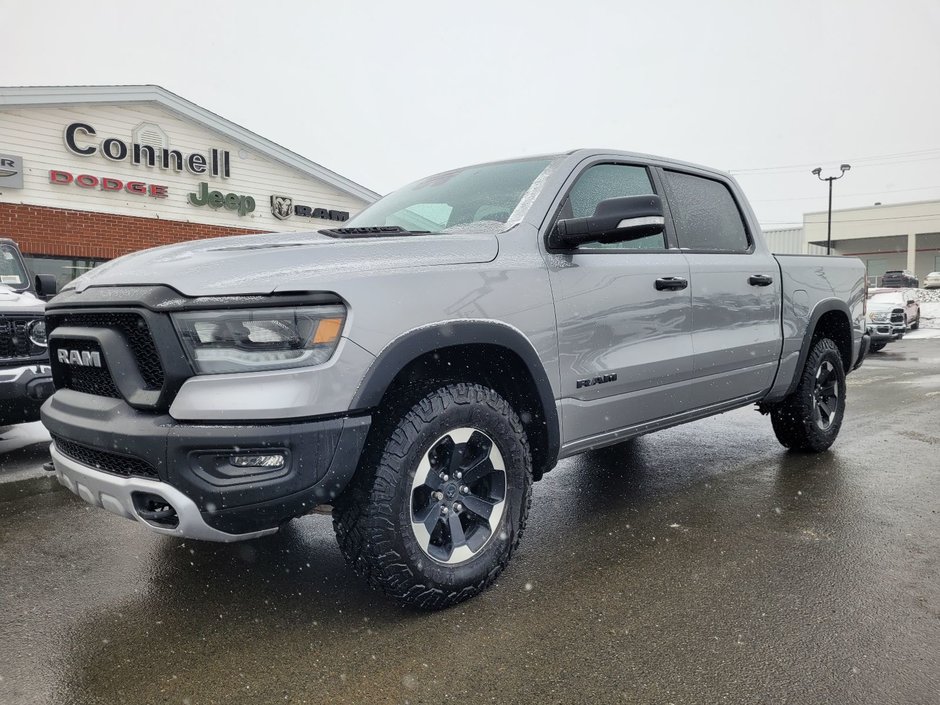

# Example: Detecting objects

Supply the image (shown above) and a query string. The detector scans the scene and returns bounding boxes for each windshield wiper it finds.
[319,226,434,239]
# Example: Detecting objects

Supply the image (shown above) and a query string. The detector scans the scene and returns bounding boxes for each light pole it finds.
[812,164,851,255]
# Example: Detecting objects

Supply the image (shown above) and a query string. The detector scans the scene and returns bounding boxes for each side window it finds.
[664,171,750,252]
[564,164,665,250]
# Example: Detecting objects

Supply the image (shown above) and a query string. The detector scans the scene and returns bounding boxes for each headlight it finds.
[171,305,346,374]
[28,319,47,347]
[869,312,889,322]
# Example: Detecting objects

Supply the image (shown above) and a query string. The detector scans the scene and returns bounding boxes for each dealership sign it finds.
[188,182,255,216]
[64,122,232,178]
[270,195,349,222]
[49,169,168,198]
[0,154,24,189]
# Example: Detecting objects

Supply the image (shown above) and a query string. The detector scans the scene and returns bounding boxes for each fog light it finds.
[230,453,286,469]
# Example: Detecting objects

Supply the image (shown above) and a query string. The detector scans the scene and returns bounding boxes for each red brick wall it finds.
[0,202,269,260]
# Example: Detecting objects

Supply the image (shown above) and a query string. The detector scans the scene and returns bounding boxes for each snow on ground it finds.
[917,301,940,330]
[909,289,940,329]
[905,326,940,340]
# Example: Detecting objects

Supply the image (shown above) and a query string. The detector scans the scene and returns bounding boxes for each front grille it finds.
[52,340,121,398]
[46,312,164,389]
[0,314,46,362]
[52,434,159,479]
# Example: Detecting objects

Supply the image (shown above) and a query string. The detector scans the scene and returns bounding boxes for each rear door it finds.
[660,169,782,405]
[542,160,695,450]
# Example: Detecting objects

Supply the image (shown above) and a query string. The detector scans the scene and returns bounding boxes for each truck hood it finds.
[0,285,44,313]
[867,302,904,313]
[69,230,499,297]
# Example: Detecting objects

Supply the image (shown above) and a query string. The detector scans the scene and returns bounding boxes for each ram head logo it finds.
[270,195,293,220]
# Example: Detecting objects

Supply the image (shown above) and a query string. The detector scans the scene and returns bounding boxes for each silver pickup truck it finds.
[41,149,868,608]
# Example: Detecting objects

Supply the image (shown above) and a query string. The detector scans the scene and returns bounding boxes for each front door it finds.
[660,168,782,405]
[543,161,695,452]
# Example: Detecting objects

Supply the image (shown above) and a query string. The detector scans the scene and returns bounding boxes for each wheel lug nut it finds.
[441,506,449,515]
[460,485,469,494]
[454,503,463,513]
[442,474,449,482]
[433,491,443,500]
[455,472,462,479]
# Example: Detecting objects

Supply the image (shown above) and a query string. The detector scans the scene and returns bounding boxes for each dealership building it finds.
[804,201,940,285]
[766,200,940,286]
[0,85,378,287]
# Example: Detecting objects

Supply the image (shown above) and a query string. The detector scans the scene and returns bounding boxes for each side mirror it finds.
[549,195,665,249]
[35,273,58,299]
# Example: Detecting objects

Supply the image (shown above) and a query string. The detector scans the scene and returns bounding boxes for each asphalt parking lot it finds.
[1,339,938,705]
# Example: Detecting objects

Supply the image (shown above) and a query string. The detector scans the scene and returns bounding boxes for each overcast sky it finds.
[6,0,940,227]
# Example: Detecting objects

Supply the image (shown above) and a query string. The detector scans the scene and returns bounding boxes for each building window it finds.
[24,254,107,289]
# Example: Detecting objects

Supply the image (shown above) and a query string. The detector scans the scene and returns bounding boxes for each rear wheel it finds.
[333,383,532,609]
[770,337,846,452]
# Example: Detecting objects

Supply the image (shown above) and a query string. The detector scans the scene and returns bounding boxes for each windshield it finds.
[0,243,29,290]
[344,156,558,234]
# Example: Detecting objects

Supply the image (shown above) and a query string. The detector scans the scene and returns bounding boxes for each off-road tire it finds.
[333,383,532,609]
[911,315,919,330]
[869,340,887,353]
[770,337,846,452]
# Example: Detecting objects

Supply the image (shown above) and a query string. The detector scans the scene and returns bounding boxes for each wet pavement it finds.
[1,340,938,705]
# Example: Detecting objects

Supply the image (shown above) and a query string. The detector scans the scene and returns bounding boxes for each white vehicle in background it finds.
[866,288,920,352]
[923,271,940,290]
[0,238,58,425]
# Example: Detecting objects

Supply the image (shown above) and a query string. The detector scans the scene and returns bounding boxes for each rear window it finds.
[664,171,750,252]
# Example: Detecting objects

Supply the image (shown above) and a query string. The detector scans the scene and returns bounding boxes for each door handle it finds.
[748,274,773,287]
[654,276,689,291]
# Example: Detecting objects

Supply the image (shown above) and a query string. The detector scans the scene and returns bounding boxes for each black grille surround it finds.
[0,314,48,364]
[52,434,159,479]
[46,312,164,389]
[52,339,121,399]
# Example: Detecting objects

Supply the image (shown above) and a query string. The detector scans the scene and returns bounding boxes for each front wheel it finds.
[333,383,532,609]
[911,315,919,330]
[770,337,846,452]
[869,340,887,353]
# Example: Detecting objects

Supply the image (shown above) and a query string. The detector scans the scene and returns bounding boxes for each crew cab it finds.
[0,238,57,426]
[41,150,868,608]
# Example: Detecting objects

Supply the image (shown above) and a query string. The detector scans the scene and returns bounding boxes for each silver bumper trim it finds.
[0,364,51,383]
[50,444,279,543]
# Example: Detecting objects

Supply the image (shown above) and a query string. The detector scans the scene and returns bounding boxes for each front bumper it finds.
[50,445,279,542]
[867,324,904,342]
[42,390,370,540]
[0,363,54,425]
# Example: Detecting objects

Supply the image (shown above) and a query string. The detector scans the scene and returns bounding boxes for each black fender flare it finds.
[350,320,560,474]
[784,298,853,397]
